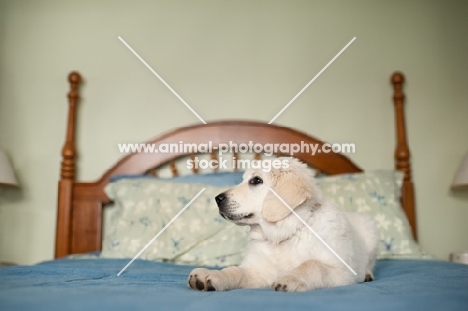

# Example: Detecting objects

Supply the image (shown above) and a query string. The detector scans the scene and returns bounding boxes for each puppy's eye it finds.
[249,176,263,185]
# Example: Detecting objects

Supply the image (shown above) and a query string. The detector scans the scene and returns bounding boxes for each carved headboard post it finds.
[55,72,82,258]
[391,72,417,240]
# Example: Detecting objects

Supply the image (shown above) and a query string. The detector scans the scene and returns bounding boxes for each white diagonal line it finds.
[118,36,207,124]
[268,37,356,124]
[268,188,357,275]
[117,188,206,276]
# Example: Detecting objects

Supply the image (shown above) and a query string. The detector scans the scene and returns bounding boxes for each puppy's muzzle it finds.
[215,192,253,222]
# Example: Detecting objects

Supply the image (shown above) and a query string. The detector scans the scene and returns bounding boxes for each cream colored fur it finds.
[188,157,378,292]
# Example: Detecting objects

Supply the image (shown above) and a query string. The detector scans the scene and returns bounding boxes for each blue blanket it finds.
[1,259,467,310]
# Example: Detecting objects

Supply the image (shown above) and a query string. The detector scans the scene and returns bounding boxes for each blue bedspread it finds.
[1,258,467,311]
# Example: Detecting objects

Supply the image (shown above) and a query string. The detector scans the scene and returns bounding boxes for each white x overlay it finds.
[116,35,357,276]
[117,188,206,276]
[268,188,357,275]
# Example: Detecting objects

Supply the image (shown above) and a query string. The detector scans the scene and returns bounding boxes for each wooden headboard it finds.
[55,72,416,258]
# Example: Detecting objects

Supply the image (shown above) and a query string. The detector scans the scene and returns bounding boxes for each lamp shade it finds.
[452,152,468,190]
[0,148,19,187]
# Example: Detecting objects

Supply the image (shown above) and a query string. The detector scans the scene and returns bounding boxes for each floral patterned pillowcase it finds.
[316,170,427,259]
[101,170,426,266]
[100,179,249,267]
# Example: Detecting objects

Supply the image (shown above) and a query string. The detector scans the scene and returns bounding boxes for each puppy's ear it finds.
[262,170,312,223]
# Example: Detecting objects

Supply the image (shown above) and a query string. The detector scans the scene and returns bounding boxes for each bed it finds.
[1,72,467,310]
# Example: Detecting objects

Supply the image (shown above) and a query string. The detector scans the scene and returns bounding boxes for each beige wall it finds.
[0,0,467,265]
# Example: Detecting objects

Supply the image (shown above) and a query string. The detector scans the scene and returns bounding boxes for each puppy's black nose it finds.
[215,193,226,206]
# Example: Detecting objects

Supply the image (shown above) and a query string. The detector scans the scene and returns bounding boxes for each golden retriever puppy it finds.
[188,157,378,292]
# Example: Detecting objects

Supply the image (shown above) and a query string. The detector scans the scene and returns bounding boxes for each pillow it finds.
[109,171,244,187]
[316,170,427,259]
[101,178,249,267]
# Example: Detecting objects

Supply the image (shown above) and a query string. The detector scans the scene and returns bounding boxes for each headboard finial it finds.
[391,72,405,85]
[68,71,82,84]
[391,71,410,176]
[60,72,82,180]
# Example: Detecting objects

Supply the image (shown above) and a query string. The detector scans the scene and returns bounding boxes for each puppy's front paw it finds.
[187,268,220,291]
[365,271,375,282]
[272,275,308,292]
